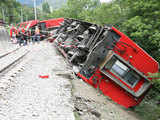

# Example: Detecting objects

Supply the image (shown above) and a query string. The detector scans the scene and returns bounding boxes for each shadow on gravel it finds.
[73,96,101,120]
[56,73,73,80]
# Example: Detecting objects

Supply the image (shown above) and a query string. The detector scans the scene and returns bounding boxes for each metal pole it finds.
[21,8,23,22]
[26,15,28,21]
[2,8,5,22]
[34,0,37,20]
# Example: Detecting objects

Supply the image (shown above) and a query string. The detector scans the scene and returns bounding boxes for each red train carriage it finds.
[10,25,17,38]
[10,20,39,37]
[40,18,64,30]
[10,18,64,40]
[55,18,159,108]
[39,18,64,41]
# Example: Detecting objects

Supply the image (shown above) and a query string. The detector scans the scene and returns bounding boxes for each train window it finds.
[110,30,121,42]
[123,71,140,87]
[40,22,46,31]
[111,60,129,77]
[105,56,140,88]
[102,30,121,50]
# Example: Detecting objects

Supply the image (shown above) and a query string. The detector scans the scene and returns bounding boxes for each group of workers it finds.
[11,25,41,46]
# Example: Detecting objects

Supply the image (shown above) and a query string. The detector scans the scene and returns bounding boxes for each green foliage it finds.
[134,101,160,120]
[90,2,124,26]
[0,0,36,24]
[45,0,67,9]
[119,0,160,62]
[47,7,69,19]
[47,0,100,20]
[135,72,160,120]
[149,73,160,92]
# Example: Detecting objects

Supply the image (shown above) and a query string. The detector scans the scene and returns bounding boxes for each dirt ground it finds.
[69,71,141,120]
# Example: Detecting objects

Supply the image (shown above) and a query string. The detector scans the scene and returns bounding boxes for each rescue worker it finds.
[10,25,17,43]
[23,31,28,46]
[33,26,40,43]
[28,29,32,43]
[18,31,24,46]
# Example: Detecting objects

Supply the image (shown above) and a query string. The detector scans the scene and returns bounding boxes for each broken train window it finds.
[105,56,141,88]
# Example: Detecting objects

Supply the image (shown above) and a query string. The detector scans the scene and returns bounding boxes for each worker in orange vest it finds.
[33,26,40,43]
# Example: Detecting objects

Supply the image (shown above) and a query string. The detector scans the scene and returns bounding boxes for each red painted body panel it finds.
[11,20,39,36]
[26,20,39,29]
[18,20,39,33]
[77,69,145,108]
[112,27,159,74]
[10,26,17,37]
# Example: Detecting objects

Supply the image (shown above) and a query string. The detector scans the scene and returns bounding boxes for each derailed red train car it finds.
[10,18,64,41]
[40,18,64,30]
[55,18,159,108]
[39,18,64,41]
[10,20,39,37]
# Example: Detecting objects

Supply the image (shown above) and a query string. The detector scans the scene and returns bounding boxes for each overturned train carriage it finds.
[55,18,159,108]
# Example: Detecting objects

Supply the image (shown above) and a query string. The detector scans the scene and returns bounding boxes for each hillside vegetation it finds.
[16,0,66,9]
[46,0,67,9]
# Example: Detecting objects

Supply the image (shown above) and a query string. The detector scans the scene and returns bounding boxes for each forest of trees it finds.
[0,0,22,23]
[0,0,160,119]
[0,0,37,23]
[0,0,51,24]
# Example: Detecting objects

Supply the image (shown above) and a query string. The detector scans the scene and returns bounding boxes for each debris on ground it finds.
[39,75,49,79]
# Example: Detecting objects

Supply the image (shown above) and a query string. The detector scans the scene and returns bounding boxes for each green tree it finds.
[118,0,160,62]
[0,0,36,24]
[0,0,23,24]
[89,2,123,25]
[47,0,99,19]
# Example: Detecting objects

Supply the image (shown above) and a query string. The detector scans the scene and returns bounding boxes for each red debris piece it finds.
[39,75,49,79]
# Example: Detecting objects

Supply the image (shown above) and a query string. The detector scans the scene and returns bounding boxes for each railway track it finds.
[0,26,29,76]
[0,47,30,77]
[0,47,20,59]
[0,46,30,102]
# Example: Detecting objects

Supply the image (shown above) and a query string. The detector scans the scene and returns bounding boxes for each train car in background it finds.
[39,18,64,31]
[55,18,159,108]
[39,18,64,41]
[10,20,39,37]
[17,20,39,34]
[10,18,64,42]
[10,25,17,38]
[25,20,39,31]
[10,20,39,44]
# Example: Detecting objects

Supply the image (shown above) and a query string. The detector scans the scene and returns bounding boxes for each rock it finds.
[90,110,101,118]
[78,111,84,116]
[32,113,39,117]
